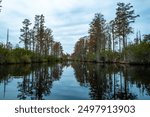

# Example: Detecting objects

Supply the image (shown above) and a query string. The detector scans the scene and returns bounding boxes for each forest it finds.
[72,2,150,64]
[0,0,64,64]
[0,16,64,64]
[0,1,150,65]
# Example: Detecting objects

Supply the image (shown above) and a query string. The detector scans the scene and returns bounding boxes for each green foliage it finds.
[100,50,120,62]
[20,55,31,63]
[5,56,16,64]
[0,45,60,64]
[125,42,150,64]
[0,44,9,64]
[47,56,61,62]
[86,52,96,61]
[12,48,32,57]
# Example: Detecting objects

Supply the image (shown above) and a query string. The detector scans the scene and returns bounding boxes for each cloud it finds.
[0,0,150,54]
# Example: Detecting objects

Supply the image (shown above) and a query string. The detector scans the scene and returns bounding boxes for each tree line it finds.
[19,15,63,57]
[0,0,64,64]
[72,2,150,64]
[0,1,150,64]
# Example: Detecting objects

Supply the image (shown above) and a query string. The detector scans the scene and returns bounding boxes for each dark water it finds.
[0,62,150,100]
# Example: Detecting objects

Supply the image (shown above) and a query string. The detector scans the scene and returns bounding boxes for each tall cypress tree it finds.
[34,14,45,55]
[115,2,139,50]
[88,13,106,62]
[115,3,139,61]
[44,28,54,56]
[19,19,32,50]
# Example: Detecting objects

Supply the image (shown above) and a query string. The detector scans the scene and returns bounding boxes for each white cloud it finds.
[0,0,150,54]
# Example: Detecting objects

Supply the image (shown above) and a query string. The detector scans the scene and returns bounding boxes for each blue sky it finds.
[0,0,150,54]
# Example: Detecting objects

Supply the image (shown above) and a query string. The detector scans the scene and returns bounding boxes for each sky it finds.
[0,0,150,54]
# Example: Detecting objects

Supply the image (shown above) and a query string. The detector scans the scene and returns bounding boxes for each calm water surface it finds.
[0,62,150,100]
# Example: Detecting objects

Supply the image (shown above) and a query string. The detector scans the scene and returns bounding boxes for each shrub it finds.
[5,56,16,64]
[20,55,31,63]
[125,42,150,64]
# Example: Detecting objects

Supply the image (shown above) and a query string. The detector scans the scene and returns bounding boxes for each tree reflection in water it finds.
[71,63,150,100]
[16,63,64,100]
[0,62,150,100]
[0,63,63,100]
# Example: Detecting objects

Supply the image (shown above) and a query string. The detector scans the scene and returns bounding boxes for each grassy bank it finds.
[0,47,61,65]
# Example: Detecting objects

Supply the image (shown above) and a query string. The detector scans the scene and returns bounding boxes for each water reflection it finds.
[0,63,64,100]
[72,63,150,100]
[0,62,150,100]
